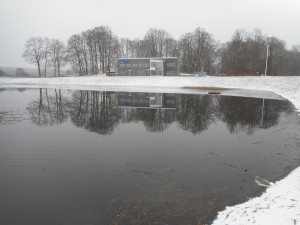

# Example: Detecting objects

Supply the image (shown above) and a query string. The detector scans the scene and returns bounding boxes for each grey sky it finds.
[1,0,300,68]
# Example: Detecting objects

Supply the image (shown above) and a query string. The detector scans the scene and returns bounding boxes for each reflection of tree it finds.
[27,89,49,125]
[52,89,69,123]
[126,108,176,132]
[69,91,121,135]
[218,96,293,135]
[87,92,120,135]
[68,91,89,127]
[26,89,293,136]
[17,88,26,93]
[176,95,215,134]
[26,89,68,125]
[259,98,294,128]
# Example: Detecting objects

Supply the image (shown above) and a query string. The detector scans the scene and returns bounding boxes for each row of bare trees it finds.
[219,29,288,75]
[23,26,300,76]
[67,26,120,75]
[23,37,67,77]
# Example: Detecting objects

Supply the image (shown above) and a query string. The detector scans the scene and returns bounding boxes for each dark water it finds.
[0,88,299,225]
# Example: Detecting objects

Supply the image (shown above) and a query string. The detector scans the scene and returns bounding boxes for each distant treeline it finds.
[0,67,31,77]
[0,67,68,77]
[23,27,300,76]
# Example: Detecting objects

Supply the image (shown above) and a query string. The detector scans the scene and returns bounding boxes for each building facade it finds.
[117,57,179,76]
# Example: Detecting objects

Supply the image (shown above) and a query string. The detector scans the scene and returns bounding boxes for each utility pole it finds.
[264,42,269,76]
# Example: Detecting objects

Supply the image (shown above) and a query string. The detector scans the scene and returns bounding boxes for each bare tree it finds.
[50,39,67,76]
[82,29,99,75]
[284,45,300,75]
[179,32,194,73]
[244,28,267,75]
[267,37,286,75]
[42,38,51,77]
[226,29,248,75]
[193,28,216,73]
[163,36,178,57]
[67,34,87,76]
[23,37,44,77]
[94,26,118,73]
[179,28,216,74]
[143,28,168,57]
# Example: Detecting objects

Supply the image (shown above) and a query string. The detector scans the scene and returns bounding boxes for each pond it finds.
[0,88,299,225]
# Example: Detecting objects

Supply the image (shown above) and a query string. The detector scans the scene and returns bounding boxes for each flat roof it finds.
[118,57,177,60]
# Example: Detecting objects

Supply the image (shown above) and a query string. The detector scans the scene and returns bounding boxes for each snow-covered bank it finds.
[212,166,300,225]
[0,75,299,112]
[0,75,300,224]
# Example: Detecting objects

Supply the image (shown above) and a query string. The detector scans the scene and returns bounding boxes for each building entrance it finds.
[150,60,163,76]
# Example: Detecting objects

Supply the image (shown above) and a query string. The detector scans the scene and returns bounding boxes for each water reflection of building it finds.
[118,92,177,109]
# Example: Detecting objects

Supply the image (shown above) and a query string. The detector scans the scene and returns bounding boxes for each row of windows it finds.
[167,71,176,75]
[119,63,150,68]
[120,63,176,68]
[120,98,149,103]
[167,63,176,68]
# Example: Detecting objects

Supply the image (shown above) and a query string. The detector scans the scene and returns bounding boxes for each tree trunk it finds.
[37,61,41,77]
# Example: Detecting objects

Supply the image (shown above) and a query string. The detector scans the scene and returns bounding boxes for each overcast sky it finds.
[1,0,300,68]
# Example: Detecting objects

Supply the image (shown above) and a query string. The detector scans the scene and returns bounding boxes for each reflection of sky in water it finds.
[0,88,299,225]
[0,89,36,111]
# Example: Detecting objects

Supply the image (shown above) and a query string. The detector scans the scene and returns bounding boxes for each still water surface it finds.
[0,88,299,225]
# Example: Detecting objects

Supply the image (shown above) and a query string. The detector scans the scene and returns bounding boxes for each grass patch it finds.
[183,86,229,91]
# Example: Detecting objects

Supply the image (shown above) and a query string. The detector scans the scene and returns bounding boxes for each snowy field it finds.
[0,74,300,225]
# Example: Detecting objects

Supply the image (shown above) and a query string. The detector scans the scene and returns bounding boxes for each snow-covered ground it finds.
[0,75,299,111]
[0,74,300,225]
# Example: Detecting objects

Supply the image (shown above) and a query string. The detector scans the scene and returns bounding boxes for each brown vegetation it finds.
[183,86,229,91]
